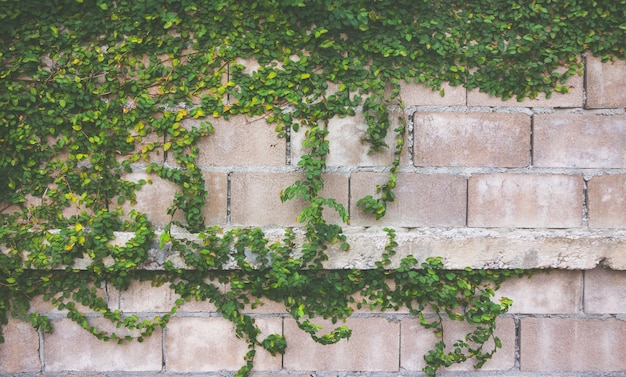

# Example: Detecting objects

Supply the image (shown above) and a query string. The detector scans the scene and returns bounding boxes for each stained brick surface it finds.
[283,317,399,371]
[468,174,583,228]
[0,319,40,373]
[520,318,626,371]
[400,81,466,106]
[534,113,626,168]
[413,112,530,167]
[586,55,626,108]
[350,172,466,227]
[587,174,626,228]
[584,268,626,314]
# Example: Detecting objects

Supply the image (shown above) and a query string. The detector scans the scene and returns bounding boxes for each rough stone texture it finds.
[283,317,399,371]
[586,55,626,109]
[44,318,162,372]
[584,267,626,314]
[534,113,626,168]
[413,112,531,167]
[0,319,41,373]
[350,172,466,227]
[495,270,581,314]
[468,174,584,228]
[520,318,626,371]
[230,172,348,226]
[587,174,626,228]
[192,115,286,166]
[292,109,408,168]
[400,81,466,106]
[165,317,282,372]
[121,171,186,226]
[401,318,515,371]
[467,70,584,108]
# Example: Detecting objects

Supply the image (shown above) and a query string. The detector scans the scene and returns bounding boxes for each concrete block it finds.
[0,319,41,373]
[588,174,626,228]
[586,55,626,109]
[202,171,228,226]
[584,267,626,314]
[350,172,466,227]
[192,115,286,167]
[44,318,162,372]
[413,112,530,167]
[468,174,584,228]
[283,317,399,371]
[401,317,515,371]
[495,270,581,314]
[520,317,626,371]
[121,171,185,226]
[165,317,282,372]
[400,81,466,106]
[534,113,626,168]
[230,172,348,227]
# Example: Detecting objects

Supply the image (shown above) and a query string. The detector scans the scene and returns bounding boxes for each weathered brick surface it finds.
[292,109,408,168]
[192,115,286,166]
[401,318,515,371]
[586,55,626,109]
[0,319,40,373]
[350,172,466,227]
[413,112,530,167]
[122,171,186,226]
[584,267,626,314]
[587,174,626,228]
[520,317,626,371]
[468,174,584,228]
[400,81,466,106]
[534,113,626,168]
[44,318,162,372]
[165,317,282,372]
[283,317,399,371]
[495,270,581,314]
[467,70,584,108]
[230,172,348,226]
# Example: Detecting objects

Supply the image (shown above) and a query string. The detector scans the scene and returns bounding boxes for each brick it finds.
[192,115,286,167]
[401,318,515,372]
[283,317,399,371]
[292,109,408,168]
[400,81,466,106]
[586,55,626,109]
[467,69,583,108]
[165,317,282,372]
[413,112,530,167]
[230,172,348,227]
[350,172,466,227]
[520,317,626,371]
[587,174,626,228]
[495,270,581,314]
[44,318,162,372]
[117,280,178,312]
[584,267,626,314]
[534,113,626,168]
[122,171,185,226]
[0,319,41,373]
[468,174,583,228]
[202,171,228,225]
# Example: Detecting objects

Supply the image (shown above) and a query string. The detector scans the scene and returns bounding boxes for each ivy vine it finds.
[1,0,624,376]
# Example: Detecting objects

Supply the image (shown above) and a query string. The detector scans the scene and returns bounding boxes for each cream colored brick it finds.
[165,317,282,372]
[400,81,466,106]
[584,267,626,314]
[202,171,228,226]
[0,319,40,373]
[413,112,530,167]
[586,55,626,109]
[401,318,515,371]
[283,317,399,371]
[350,172,467,227]
[587,174,626,228]
[520,318,626,371]
[534,114,626,168]
[468,174,584,228]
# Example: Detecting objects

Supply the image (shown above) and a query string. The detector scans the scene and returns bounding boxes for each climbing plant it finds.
[1,0,625,375]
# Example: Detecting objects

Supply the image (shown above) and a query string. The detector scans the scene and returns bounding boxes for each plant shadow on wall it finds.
[0,0,624,375]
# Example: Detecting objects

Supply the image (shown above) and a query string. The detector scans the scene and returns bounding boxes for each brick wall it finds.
[1,54,626,376]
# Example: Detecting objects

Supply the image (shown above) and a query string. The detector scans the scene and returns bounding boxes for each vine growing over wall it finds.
[1,0,624,375]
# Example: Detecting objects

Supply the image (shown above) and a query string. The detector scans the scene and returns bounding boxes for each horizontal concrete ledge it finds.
[105,227,626,271]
